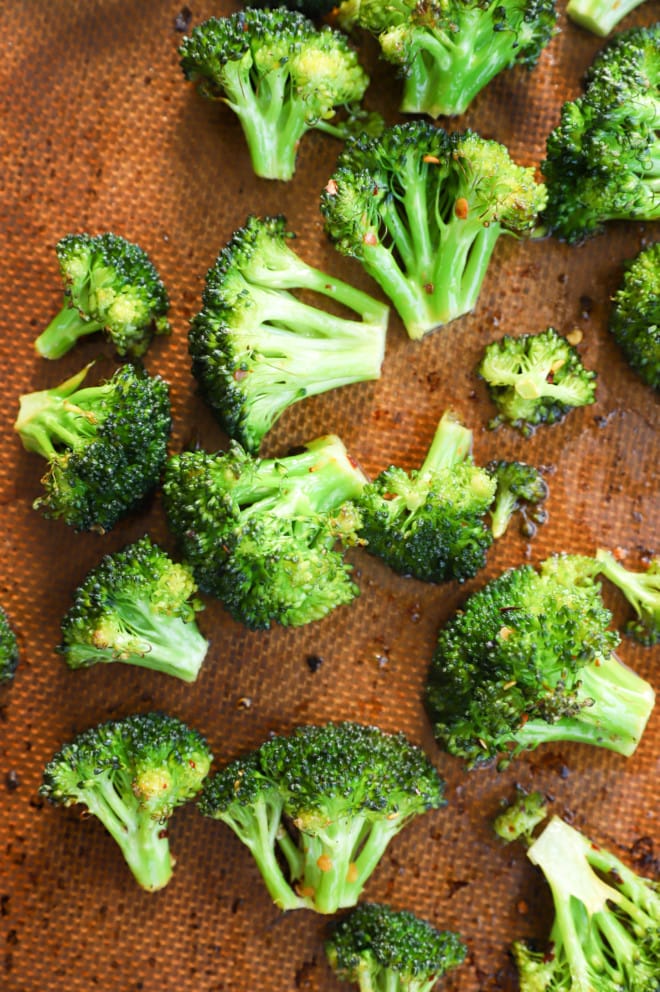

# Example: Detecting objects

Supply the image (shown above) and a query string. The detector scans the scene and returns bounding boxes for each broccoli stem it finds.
[490,492,517,540]
[299,816,371,913]
[14,366,109,459]
[566,0,645,37]
[596,549,659,643]
[420,411,472,476]
[35,305,104,359]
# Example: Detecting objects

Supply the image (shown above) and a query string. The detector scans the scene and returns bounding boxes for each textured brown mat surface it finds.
[0,2,658,990]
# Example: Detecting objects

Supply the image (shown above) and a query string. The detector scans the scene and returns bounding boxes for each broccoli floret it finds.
[60,536,209,681]
[179,9,371,181]
[542,25,660,243]
[199,721,445,913]
[478,328,597,434]
[609,242,660,391]
[163,435,366,628]
[487,461,549,539]
[322,122,547,340]
[326,902,466,992]
[41,712,213,891]
[14,363,171,533]
[337,0,557,118]
[596,549,660,647]
[513,816,660,992]
[566,0,648,37]
[0,607,19,685]
[353,410,496,583]
[425,554,655,768]
[35,233,170,360]
[189,215,389,452]
[493,787,548,844]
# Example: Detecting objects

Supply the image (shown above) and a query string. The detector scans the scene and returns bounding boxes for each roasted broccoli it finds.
[199,721,445,913]
[322,122,547,340]
[487,461,549,539]
[493,787,548,844]
[566,0,648,37]
[326,902,466,992]
[41,712,213,891]
[596,549,660,647]
[425,554,655,768]
[0,607,19,685]
[609,241,660,391]
[60,536,209,681]
[478,327,597,434]
[513,816,660,992]
[542,25,660,243]
[35,233,169,360]
[163,435,366,628]
[189,215,389,452]
[14,363,171,533]
[337,0,557,118]
[179,9,371,181]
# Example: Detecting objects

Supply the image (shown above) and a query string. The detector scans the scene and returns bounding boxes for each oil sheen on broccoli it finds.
[189,215,389,452]
[609,241,660,391]
[199,721,445,913]
[0,607,19,685]
[566,0,648,38]
[41,712,213,891]
[425,555,655,768]
[322,122,547,340]
[60,536,209,681]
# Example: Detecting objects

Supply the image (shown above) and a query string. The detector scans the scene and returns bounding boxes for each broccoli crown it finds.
[322,122,547,339]
[326,902,466,992]
[566,0,647,38]
[542,25,660,243]
[493,787,548,844]
[353,410,497,583]
[478,327,597,434]
[14,363,171,533]
[514,816,660,992]
[41,711,213,890]
[189,215,388,452]
[596,549,660,647]
[338,0,557,117]
[609,241,660,391]
[179,9,369,180]
[60,535,209,682]
[425,555,656,767]
[0,607,19,685]
[486,460,549,539]
[35,232,170,360]
[200,721,445,914]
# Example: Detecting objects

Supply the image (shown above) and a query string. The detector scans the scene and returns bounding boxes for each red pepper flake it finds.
[324,179,338,195]
[424,282,434,295]
[363,231,378,246]
[455,197,469,220]
[233,369,248,381]
[520,713,529,726]
[423,154,440,164]
[382,492,397,501]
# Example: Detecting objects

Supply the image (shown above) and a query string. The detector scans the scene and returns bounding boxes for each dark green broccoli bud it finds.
[478,328,597,435]
[60,536,209,681]
[513,816,660,992]
[189,215,389,452]
[35,233,170,360]
[486,460,549,539]
[41,712,213,891]
[322,122,547,340]
[199,721,445,913]
[596,549,660,647]
[338,0,557,118]
[353,410,496,583]
[0,607,19,685]
[566,0,647,36]
[609,242,660,391]
[179,9,370,181]
[493,787,548,844]
[14,363,171,533]
[425,554,656,768]
[163,435,366,629]
[326,902,466,992]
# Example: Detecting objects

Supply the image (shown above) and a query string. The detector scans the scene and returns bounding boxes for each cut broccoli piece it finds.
[425,554,655,768]
[487,461,549,539]
[179,9,371,180]
[337,0,557,118]
[199,721,445,913]
[566,0,648,38]
[493,787,548,844]
[41,712,213,891]
[14,363,171,533]
[189,215,389,452]
[35,233,170,360]
[322,122,547,340]
[352,410,497,583]
[326,902,466,992]
[478,328,597,435]
[60,535,209,681]
[596,549,660,647]
[0,607,19,685]
[513,816,660,992]
[609,241,660,391]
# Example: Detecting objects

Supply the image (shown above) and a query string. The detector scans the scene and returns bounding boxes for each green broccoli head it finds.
[425,554,656,768]
[322,122,547,339]
[200,721,445,914]
[0,607,19,685]
[41,712,213,891]
[35,233,170,360]
[596,549,660,647]
[14,363,171,533]
[486,461,549,539]
[478,327,597,434]
[609,241,660,391]
[60,535,209,682]
[179,9,370,180]
[326,902,466,992]
[566,0,647,37]
[513,816,660,992]
[493,786,548,844]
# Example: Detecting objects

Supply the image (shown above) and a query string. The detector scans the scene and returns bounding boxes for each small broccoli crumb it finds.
[0,608,19,685]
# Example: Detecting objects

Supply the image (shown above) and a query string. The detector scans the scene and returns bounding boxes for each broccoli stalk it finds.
[566,0,647,37]
[596,549,660,647]
[0,607,19,685]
